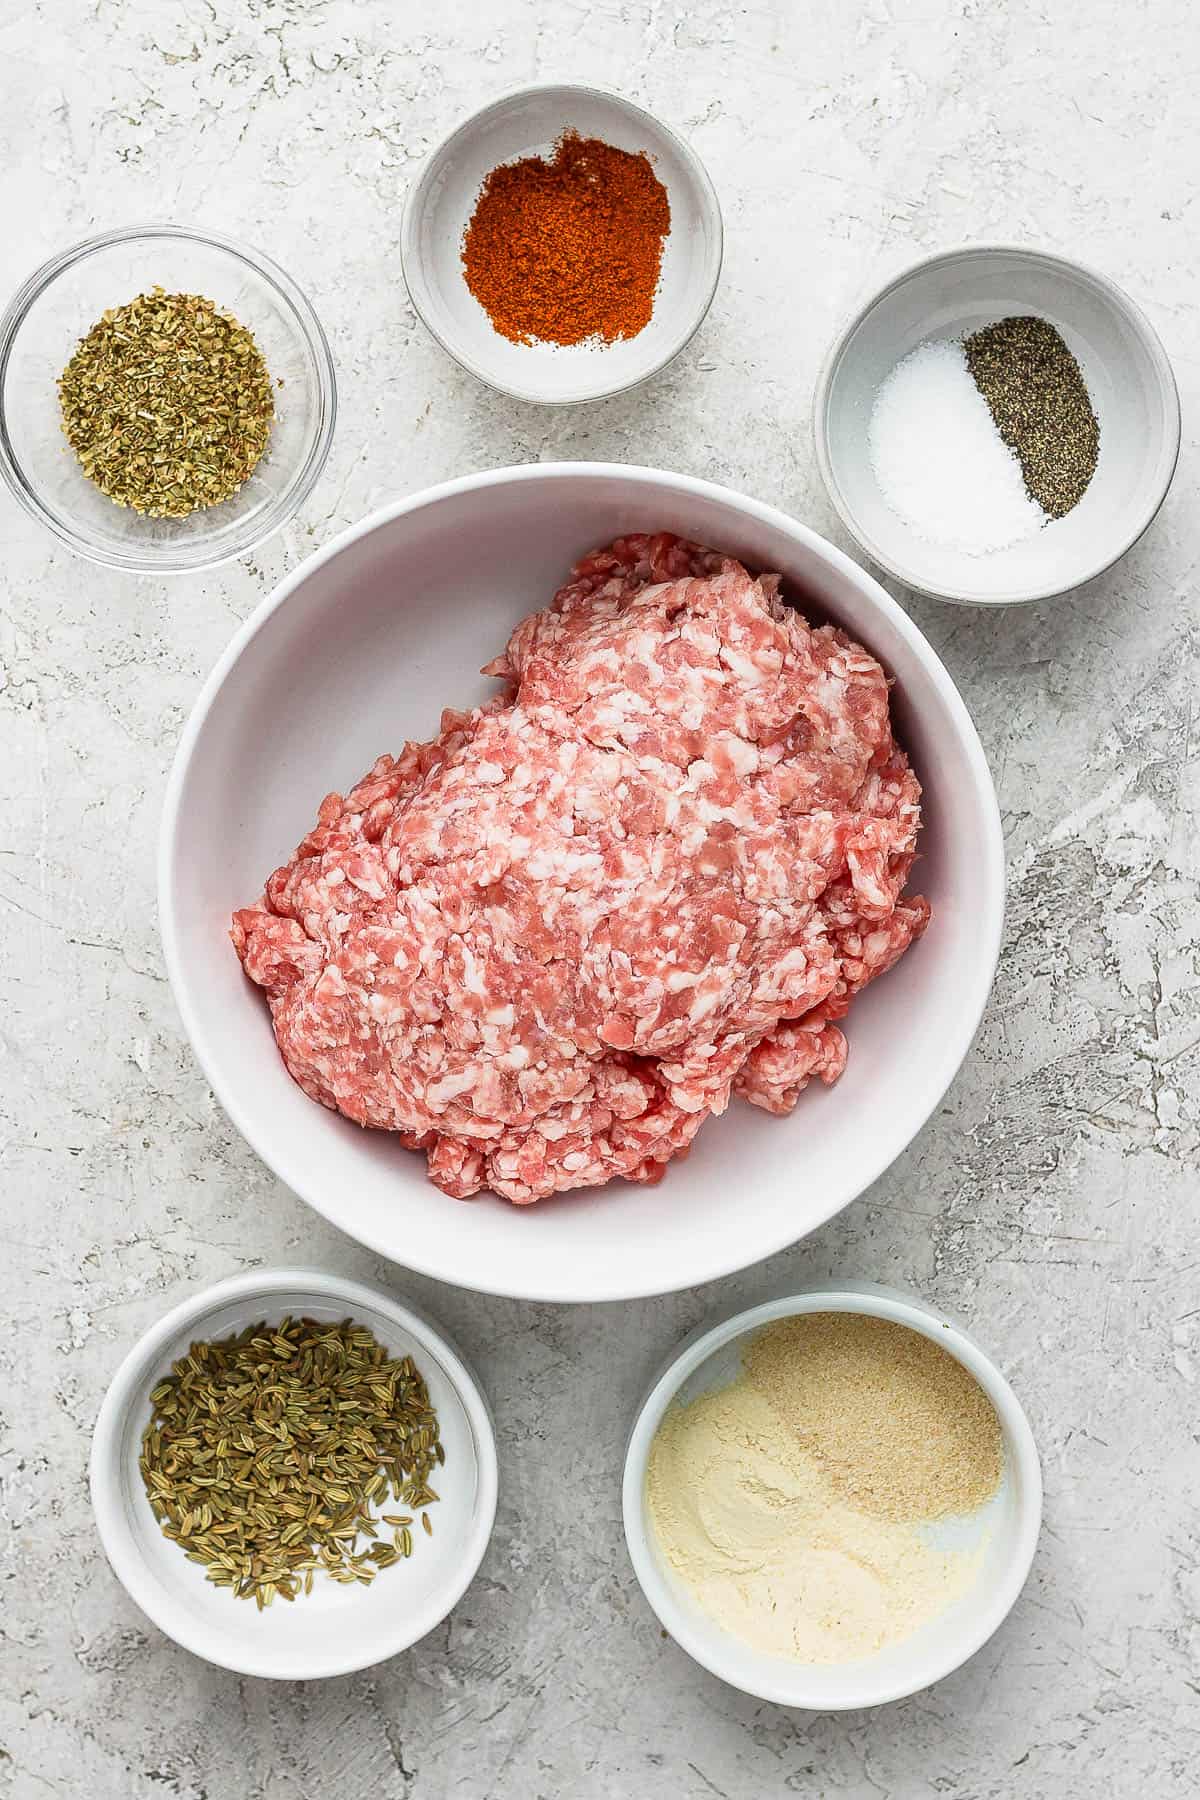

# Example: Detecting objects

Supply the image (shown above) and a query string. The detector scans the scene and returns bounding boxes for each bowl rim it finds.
[89,1265,500,1680]
[0,221,338,573]
[399,82,724,405]
[158,461,1006,1303]
[812,241,1182,606]
[621,1281,1044,1709]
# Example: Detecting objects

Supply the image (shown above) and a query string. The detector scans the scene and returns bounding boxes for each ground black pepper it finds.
[964,315,1099,518]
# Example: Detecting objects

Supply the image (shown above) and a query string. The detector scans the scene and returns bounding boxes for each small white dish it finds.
[400,84,722,404]
[623,1283,1042,1709]
[90,1268,498,1680]
[813,245,1181,605]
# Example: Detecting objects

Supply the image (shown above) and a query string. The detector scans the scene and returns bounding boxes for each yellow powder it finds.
[645,1314,1004,1664]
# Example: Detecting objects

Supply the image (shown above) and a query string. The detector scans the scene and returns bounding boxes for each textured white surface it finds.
[1,2,1198,1796]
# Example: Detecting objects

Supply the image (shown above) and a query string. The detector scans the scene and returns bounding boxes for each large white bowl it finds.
[160,465,1004,1303]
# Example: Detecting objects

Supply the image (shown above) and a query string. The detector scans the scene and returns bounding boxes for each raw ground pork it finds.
[232,535,930,1204]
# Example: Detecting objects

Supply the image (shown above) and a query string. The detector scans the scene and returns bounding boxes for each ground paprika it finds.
[461,131,671,347]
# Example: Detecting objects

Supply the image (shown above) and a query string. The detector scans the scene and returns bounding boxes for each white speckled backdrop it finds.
[2,2,1198,1795]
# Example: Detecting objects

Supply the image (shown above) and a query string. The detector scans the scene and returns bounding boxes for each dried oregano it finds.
[58,288,274,518]
[139,1316,444,1607]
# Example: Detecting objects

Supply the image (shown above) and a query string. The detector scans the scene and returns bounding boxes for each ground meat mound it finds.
[232,535,930,1203]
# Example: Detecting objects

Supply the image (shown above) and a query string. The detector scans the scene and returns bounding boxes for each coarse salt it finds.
[868,338,1046,554]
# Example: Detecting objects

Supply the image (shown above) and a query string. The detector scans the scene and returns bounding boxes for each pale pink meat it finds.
[232,534,930,1204]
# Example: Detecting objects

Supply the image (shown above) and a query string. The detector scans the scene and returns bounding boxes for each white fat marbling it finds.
[1,1,1198,1795]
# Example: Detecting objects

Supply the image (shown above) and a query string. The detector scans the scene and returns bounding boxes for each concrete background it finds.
[1,1,1198,1794]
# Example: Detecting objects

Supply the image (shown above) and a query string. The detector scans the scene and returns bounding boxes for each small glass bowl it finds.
[0,224,337,572]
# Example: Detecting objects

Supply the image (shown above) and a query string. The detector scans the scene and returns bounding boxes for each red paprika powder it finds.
[461,131,671,347]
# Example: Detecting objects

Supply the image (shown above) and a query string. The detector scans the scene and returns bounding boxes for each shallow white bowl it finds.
[159,463,1004,1303]
[400,84,722,404]
[813,245,1181,604]
[622,1284,1042,1709]
[90,1268,498,1679]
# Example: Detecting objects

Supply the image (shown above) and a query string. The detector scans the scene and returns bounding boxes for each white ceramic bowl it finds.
[814,245,1181,605]
[622,1284,1042,1709]
[400,84,722,404]
[0,224,336,572]
[159,463,1004,1303]
[90,1269,498,1679]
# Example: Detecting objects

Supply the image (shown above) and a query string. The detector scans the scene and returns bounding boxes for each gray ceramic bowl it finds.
[814,245,1180,605]
[400,84,723,405]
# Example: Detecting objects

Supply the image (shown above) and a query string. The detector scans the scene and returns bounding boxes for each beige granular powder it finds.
[743,1313,1003,1522]
[645,1314,1004,1663]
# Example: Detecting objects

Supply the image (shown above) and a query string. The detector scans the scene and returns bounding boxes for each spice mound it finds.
[964,315,1099,519]
[869,315,1099,555]
[645,1313,1004,1663]
[58,288,274,518]
[462,131,671,346]
[139,1316,443,1607]
[231,533,930,1206]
